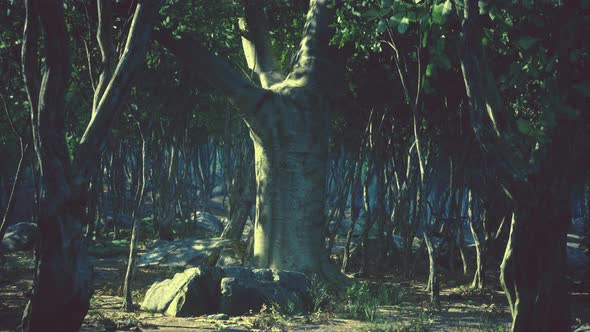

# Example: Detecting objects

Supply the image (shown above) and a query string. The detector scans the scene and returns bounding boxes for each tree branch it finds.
[153,29,267,117]
[22,0,41,165]
[460,0,528,183]
[36,0,73,214]
[92,0,117,114]
[288,0,344,97]
[239,0,284,88]
[78,0,164,179]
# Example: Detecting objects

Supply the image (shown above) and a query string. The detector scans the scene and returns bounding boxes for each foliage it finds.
[308,275,332,313]
[338,282,407,322]
[88,239,130,258]
[249,303,288,332]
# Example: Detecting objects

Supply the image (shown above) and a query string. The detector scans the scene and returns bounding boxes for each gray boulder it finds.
[137,238,229,268]
[219,268,310,315]
[141,266,224,317]
[567,243,590,277]
[573,323,590,332]
[141,266,311,317]
[0,222,38,252]
[194,211,224,234]
[212,185,225,196]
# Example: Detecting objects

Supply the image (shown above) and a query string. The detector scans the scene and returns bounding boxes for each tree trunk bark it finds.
[423,232,440,306]
[500,184,570,331]
[468,190,485,290]
[20,0,162,329]
[250,98,330,276]
[122,130,146,312]
[342,155,363,273]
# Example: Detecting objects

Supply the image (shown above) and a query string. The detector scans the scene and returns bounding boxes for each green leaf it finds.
[377,19,387,33]
[478,1,489,14]
[398,17,410,34]
[573,80,590,98]
[381,0,393,8]
[425,63,434,77]
[517,36,539,50]
[389,15,401,27]
[516,119,533,135]
[442,0,453,16]
[363,9,381,19]
[432,3,446,25]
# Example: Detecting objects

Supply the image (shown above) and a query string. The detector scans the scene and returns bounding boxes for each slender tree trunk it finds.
[468,190,485,290]
[342,155,363,273]
[84,178,99,241]
[0,143,28,242]
[122,129,146,312]
[359,161,373,276]
[423,232,440,306]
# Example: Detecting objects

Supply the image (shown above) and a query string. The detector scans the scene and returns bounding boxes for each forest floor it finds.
[1,197,588,331]
[2,248,590,331]
[1,250,512,332]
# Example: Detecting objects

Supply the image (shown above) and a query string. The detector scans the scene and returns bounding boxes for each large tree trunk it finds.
[460,1,576,329]
[20,0,162,330]
[250,96,329,274]
[500,189,570,331]
[156,0,347,283]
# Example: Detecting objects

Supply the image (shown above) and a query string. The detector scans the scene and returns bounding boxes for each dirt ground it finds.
[1,197,588,331]
[2,250,590,331]
[0,250,513,332]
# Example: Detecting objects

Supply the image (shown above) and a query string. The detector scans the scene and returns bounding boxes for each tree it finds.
[459,0,588,330]
[156,0,349,282]
[19,0,162,330]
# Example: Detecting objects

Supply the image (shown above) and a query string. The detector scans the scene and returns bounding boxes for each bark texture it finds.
[20,0,162,330]
[157,0,347,282]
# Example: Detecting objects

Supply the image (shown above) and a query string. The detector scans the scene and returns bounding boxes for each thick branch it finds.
[289,0,344,96]
[93,0,118,114]
[78,0,163,179]
[22,0,40,165]
[239,1,284,88]
[36,0,73,213]
[460,0,528,183]
[154,30,267,116]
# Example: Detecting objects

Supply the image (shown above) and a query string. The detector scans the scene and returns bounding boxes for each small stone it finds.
[208,313,229,321]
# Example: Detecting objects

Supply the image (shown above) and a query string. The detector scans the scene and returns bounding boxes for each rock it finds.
[88,239,129,258]
[194,211,224,234]
[212,185,225,196]
[207,313,229,321]
[0,222,38,252]
[567,243,590,277]
[219,268,310,316]
[573,323,590,332]
[145,239,170,251]
[137,238,230,268]
[141,265,311,317]
[392,235,424,253]
[141,266,224,317]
